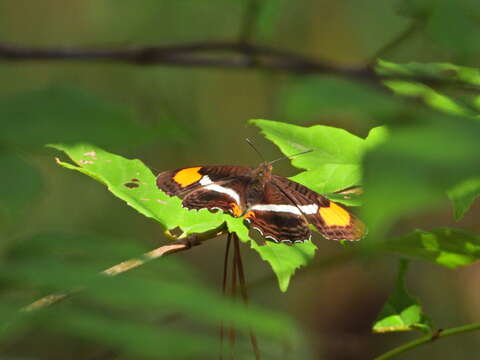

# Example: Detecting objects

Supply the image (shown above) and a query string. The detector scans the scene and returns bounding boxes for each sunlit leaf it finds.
[50,143,226,234]
[250,241,316,292]
[252,119,387,200]
[226,217,317,292]
[376,60,480,89]
[373,259,431,333]
[383,80,475,116]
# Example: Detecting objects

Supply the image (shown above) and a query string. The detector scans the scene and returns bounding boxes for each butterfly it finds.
[156,159,366,244]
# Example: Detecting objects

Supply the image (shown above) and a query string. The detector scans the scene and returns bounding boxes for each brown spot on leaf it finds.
[79,160,94,165]
[124,181,140,189]
[156,199,167,204]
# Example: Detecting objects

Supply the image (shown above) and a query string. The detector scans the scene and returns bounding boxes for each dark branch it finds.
[0,40,474,92]
[0,41,377,80]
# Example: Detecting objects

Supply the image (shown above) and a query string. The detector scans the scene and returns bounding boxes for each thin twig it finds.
[229,235,238,353]
[239,0,261,43]
[220,233,232,359]
[374,323,480,360]
[22,224,227,312]
[234,234,261,360]
[367,21,420,65]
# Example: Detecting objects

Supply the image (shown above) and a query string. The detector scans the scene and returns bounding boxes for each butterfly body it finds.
[156,163,365,244]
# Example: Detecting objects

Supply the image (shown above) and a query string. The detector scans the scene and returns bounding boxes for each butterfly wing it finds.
[272,175,366,241]
[244,182,311,243]
[156,165,252,216]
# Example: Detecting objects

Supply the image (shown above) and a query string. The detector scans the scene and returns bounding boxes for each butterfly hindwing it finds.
[244,182,311,243]
[182,178,249,216]
[272,175,366,241]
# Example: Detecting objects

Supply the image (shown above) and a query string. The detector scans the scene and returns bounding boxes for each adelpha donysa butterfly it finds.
[156,158,366,244]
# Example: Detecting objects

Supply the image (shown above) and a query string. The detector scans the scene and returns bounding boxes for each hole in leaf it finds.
[124,179,140,189]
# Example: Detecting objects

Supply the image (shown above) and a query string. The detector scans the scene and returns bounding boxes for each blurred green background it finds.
[1,0,480,359]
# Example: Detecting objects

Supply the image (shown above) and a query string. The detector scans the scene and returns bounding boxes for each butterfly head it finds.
[252,162,273,184]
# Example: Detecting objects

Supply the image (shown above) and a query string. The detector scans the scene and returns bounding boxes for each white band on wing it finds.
[249,203,318,215]
[198,176,241,205]
[298,204,319,214]
[249,204,302,215]
[199,175,213,186]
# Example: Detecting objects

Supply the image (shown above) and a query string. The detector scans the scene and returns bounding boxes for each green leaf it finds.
[0,153,43,219]
[373,260,430,333]
[50,143,226,234]
[448,177,480,220]
[362,116,480,238]
[426,0,480,56]
[376,60,480,89]
[252,119,387,202]
[1,232,304,359]
[280,76,401,123]
[397,0,434,19]
[250,241,316,292]
[0,86,161,151]
[226,217,317,292]
[384,228,480,268]
[383,80,475,117]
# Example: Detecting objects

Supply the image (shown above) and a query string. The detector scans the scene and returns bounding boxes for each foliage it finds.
[385,228,480,268]
[1,1,480,359]
[373,260,430,333]
[0,233,302,359]
[48,119,388,292]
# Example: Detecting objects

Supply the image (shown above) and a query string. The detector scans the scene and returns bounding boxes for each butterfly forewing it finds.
[156,165,251,216]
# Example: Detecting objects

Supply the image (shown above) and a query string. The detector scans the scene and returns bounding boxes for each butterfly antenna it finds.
[245,138,266,162]
[269,149,313,165]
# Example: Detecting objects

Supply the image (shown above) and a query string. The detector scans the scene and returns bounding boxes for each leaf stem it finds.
[374,322,480,360]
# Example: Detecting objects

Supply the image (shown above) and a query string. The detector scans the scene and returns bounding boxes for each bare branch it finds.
[0,41,376,80]
[22,224,227,312]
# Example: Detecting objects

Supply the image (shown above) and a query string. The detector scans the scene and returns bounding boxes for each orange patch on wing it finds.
[230,202,242,217]
[173,167,202,187]
[244,210,255,219]
[319,201,351,227]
